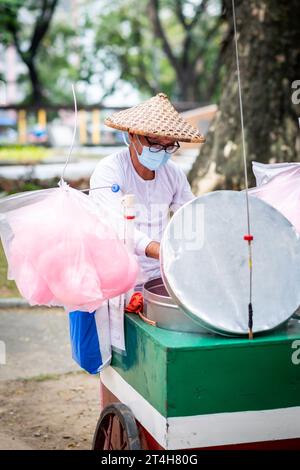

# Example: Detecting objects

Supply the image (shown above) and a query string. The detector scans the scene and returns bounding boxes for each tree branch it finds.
[119,50,157,95]
[148,0,182,79]
[179,0,216,77]
[174,0,188,29]
[4,9,23,59]
[29,0,58,57]
[133,19,159,94]
[188,0,209,30]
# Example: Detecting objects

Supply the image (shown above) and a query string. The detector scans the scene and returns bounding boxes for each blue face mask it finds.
[123,133,170,171]
[135,145,170,171]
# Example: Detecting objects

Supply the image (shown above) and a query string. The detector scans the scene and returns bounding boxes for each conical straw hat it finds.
[104,93,205,143]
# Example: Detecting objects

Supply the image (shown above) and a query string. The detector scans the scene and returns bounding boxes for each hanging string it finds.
[59,84,78,185]
[231,0,254,339]
[58,84,120,195]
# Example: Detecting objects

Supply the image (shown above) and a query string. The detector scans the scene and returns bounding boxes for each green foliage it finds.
[92,0,222,101]
[0,0,55,52]
[0,0,59,103]
[38,22,85,105]
[0,145,50,162]
[0,0,20,46]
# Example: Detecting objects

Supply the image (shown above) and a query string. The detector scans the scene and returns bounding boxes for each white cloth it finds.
[90,147,194,281]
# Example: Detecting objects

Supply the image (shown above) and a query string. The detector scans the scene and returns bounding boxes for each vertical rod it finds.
[232,0,254,339]
[60,84,77,183]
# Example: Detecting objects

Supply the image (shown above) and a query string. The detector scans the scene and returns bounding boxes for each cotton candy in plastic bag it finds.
[249,164,300,234]
[0,181,138,311]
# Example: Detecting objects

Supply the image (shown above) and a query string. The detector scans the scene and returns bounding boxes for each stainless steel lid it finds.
[160,190,300,336]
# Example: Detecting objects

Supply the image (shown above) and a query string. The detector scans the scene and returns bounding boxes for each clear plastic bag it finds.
[0,181,138,312]
[249,165,300,234]
[252,161,300,186]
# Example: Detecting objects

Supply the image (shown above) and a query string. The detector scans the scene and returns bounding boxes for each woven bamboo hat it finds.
[104,92,205,143]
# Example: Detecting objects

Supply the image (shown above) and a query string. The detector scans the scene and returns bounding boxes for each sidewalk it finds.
[0,307,78,381]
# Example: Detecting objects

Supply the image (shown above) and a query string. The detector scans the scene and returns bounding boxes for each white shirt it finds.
[90,147,194,281]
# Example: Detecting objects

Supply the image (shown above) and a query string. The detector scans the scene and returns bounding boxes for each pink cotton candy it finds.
[86,234,139,298]
[0,184,138,311]
[37,241,104,311]
[8,241,53,304]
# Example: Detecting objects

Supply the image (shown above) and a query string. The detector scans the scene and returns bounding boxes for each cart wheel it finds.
[92,403,141,450]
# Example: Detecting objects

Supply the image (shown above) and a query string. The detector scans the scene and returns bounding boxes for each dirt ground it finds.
[0,372,100,450]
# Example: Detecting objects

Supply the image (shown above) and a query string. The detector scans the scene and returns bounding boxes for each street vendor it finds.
[90,92,205,283]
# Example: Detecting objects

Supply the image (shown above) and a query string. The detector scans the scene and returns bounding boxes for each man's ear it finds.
[128,133,136,144]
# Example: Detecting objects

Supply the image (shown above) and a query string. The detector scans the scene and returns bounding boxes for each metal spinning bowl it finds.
[143,277,206,333]
[160,190,300,336]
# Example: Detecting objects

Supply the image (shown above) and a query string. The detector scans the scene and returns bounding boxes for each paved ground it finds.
[0,307,78,381]
[0,307,100,450]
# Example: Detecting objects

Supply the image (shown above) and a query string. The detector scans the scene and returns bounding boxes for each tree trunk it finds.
[189,0,300,194]
[177,69,198,101]
[26,57,45,104]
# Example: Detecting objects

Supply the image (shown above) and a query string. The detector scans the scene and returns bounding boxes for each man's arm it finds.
[148,167,194,261]
[90,161,158,259]
[170,166,195,212]
[145,168,194,260]
[145,241,160,259]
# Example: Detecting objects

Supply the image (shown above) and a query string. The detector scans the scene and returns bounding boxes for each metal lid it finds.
[160,191,300,336]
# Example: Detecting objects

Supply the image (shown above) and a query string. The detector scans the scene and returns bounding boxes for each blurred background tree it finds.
[0,0,223,105]
[1,0,299,190]
[0,0,59,104]
[189,0,300,192]
[93,0,222,102]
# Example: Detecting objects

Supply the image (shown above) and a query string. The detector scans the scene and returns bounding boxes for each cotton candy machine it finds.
[143,277,205,333]
[144,191,300,337]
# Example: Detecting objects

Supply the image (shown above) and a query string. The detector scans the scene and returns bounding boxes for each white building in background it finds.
[0,45,24,105]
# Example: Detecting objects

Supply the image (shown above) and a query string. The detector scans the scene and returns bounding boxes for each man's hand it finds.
[145,241,160,259]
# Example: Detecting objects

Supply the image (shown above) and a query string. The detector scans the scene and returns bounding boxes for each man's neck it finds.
[129,145,155,180]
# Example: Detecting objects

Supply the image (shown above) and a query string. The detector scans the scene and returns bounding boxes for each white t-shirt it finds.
[90,147,194,281]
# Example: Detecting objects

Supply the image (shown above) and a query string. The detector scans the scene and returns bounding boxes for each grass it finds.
[23,371,81,382]
[0,145,51,164]
[21,371,87,382]
[23,373,62,383]
[0,241,21,298]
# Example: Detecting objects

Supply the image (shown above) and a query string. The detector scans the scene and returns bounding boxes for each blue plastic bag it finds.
[69,304,111,374]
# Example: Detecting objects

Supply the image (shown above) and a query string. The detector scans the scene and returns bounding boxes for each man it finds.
[90,93,205,283]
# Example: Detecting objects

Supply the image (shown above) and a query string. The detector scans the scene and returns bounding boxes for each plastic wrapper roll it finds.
[249,164,300,234]
[0,181,138,312]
